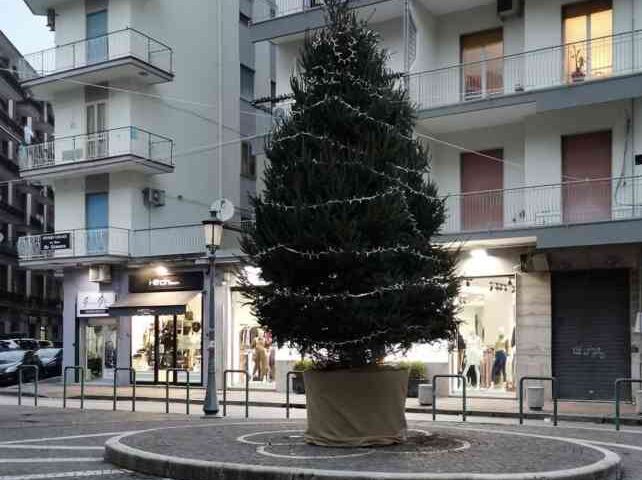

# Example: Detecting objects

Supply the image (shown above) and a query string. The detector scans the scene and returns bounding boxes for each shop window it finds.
[563,0,613,81]
[453,276,517,397]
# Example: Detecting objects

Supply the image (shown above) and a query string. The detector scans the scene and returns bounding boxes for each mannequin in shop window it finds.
[464,333,482,388]
[251,331,270,381]
[491,328,510,388]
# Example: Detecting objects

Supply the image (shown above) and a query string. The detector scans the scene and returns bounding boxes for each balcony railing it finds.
[19,126,174,172]
[408,30,642,111]
[18,227,131,260]
[19,27,173,81]
[442,175,642,235]
[253,0,325,23]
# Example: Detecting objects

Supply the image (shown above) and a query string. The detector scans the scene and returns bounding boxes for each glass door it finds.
[157,315,177,384]
[85,322,118,383]
[86,10,108,65]
[563,1,613,82]
[86,102,107,159]
[131,315,156,383]
[461,29,504,100]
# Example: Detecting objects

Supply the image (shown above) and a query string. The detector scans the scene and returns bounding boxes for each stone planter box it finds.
[418,384,433,406]
[528,386,545,411]
[636,390,642,415]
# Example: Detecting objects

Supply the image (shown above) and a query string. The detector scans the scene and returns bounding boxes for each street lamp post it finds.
[202,214,224,416]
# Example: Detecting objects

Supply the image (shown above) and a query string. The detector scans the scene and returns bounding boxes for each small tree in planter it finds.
[397,361,429,398]
[242,0,458,447]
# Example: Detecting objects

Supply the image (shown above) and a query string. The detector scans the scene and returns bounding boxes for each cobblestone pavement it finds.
[0,405,639,479]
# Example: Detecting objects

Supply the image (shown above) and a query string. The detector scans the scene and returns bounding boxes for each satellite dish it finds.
[210,198,235,222]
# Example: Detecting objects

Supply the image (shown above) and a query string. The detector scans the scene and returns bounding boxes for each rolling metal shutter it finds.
[552,269,630,400]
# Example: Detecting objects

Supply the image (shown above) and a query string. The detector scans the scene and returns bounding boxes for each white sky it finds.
[0,0,55,54]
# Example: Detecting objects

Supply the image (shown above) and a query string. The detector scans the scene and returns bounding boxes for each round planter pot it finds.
[304,368,409,447]
[407,377,423,398]
[527,386,545,411]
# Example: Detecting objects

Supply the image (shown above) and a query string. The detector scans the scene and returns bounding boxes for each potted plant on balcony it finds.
[397,361,428,398]
[570,45,586,83]
[241,0,458,447]
[292,358,314,394]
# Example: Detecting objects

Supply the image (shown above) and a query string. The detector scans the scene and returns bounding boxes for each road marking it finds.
[0,431,142,445]
[0,458,102,464]
[0,469,125,480]
[0,445,104,450]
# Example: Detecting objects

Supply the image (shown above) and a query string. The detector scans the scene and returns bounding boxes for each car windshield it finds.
[0,351,23,364]
[37,348,61,360]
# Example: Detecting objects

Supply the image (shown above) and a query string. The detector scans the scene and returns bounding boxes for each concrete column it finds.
[62,271,79,371]
[25,270,32,298]
[516,272,553,399]
[6,266,12,293]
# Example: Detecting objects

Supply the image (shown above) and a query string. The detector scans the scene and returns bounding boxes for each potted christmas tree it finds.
[242,0,458,447]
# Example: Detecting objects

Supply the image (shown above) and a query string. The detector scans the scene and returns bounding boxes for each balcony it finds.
[19,126,174,181]
[16,224,231,266]
[408,30,642,119]
[18,227,131,264]
[441,175,642,246]
[0,106,23,140]
[19,28,174,98]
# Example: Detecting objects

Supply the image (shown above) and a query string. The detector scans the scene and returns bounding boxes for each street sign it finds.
[41,233,71,251]
[210,198,235,222]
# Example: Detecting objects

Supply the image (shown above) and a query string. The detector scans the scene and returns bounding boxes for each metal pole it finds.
[113,369,118,411]
[245,371,249,419]
[18,369,22,406]
[462,376,466,422]
[203,251,220,415]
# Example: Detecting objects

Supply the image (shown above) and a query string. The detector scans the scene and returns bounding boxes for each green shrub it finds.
[396,361,427,380]
[293,358,315,372]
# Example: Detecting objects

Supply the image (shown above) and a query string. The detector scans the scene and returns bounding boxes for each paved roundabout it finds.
[104,420,622,480]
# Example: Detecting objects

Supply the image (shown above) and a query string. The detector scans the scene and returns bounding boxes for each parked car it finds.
[0,350,41,386]
[0,340,19,351]
[38,340,53,348]
[36,348,62,378]
[10,339,41,351]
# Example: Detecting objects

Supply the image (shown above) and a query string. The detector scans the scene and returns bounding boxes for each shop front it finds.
[451,275,517,397]
[109,271,204,385]
[77,291,117,384]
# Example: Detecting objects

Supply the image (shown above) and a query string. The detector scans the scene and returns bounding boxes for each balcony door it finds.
[86,192,108,254]
[86,10,108,65]
[563,0,613,82]
[461,150,503,231]
[461,29,503,100]
[562,131,611,223]
[86,101,107,159]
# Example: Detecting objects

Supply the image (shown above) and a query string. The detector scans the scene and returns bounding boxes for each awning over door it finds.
[108,291,200,317]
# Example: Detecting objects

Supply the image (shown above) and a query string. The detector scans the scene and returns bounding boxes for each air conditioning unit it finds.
[88,265,112,283]
[142,188,166,207]
[498,0,522,19]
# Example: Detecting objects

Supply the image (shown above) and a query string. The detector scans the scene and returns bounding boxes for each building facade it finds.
[0,31,61,343]
[247,0,642,400]
[16,0,273,385]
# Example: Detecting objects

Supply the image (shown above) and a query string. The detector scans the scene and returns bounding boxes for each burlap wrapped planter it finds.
[304,367,409,447]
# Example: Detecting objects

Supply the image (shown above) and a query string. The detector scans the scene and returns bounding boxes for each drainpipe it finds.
[217,0,224,199]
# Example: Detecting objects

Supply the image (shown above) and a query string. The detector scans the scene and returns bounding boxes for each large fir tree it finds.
[242,0,459,368]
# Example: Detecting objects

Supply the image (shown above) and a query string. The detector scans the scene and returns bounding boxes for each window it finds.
[241,65,255,100]
[461,29,503,99]
[563,0,613,80]
[241,141,257,179]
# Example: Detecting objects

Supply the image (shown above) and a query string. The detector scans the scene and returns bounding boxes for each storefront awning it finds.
[108,291,200,317]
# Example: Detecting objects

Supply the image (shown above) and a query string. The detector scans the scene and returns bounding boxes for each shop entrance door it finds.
[131,314,200,385]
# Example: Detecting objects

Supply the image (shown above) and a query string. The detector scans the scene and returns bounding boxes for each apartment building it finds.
[16,0,274,386]
[248,0,642,400]
[0,31,61,343]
